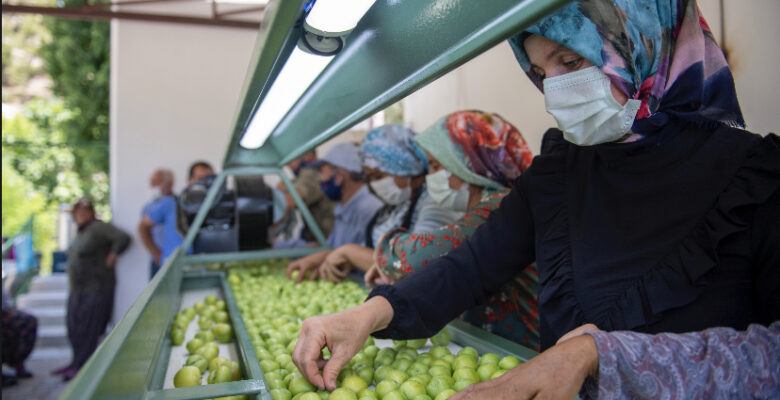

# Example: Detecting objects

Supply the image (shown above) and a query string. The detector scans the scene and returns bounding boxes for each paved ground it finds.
[2,352,72,400]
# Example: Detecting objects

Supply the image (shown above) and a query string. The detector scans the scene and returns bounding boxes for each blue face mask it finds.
[320,177,343,201]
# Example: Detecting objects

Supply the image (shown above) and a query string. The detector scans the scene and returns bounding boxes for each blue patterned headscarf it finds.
[508,0,743,133]
[359,124,428,177]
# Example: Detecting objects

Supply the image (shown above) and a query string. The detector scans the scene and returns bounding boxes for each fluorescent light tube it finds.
[240,48,334,149]
[305,0,377,36]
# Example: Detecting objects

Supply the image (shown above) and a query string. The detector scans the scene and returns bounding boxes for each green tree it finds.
[2,155,58,274]
[39,7,110,204]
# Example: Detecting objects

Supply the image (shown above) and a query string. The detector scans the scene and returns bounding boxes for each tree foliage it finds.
[39,7,110,203]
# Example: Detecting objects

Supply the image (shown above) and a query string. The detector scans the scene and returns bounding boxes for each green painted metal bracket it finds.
[143,380,265,400]
[447,319,538,362]
[180,172,228,251]
[182,246,327,265]
[277,167,328,247]
[223,0,572,167]
[58,247,184,399]
[222,0,308,168]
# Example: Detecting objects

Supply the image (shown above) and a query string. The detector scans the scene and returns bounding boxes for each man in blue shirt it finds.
[138,162,214,278]
[286,143,382,282]
[139,168,173,278]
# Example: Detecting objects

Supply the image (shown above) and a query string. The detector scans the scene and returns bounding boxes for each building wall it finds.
[403,2,780,155]
[109,20,257,323]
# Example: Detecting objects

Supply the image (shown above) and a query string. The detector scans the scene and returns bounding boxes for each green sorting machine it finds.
[60,0,571,398]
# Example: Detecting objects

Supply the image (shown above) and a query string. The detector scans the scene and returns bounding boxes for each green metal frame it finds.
[224,0,572,167]
[59,0,576,398]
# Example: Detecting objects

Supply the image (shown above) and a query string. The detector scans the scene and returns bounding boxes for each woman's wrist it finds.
[570,334,599,378]
[359,296,394,333]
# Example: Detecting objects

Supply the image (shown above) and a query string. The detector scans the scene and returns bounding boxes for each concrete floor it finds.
[2,351,72,400]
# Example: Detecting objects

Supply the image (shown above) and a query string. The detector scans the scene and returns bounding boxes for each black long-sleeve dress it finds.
[369,120,780,350]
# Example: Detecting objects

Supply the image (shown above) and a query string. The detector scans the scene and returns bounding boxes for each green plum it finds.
[385,369,408,385]
[288,376,315,396]
[328,388,357,400]
[489,370,507,379]
[209,357,228,372]
[198,317,214,331]
[214,311,230,323]
[452,380,474,392]
[479,353,499,366]
[452,368,479,382]
[204,294,218,305]
[357,388,378,400]
[425,376,453,398]
[430,329,450,346]
[213,323,233,343]
[195,330,215,342]
[400,379,426,399]
[196,343,219,361]
[457,347,478,359]
[208,365,233,384]
[341,375,368,393]
[406,338,427,349]
[429,346,450,359]
[453,357,477,370]
[498,355,521,370]
[185,354,208,373]
[375,380,399,397]
[193,301,205,313]
[186,338,204,354]
[380,390,404,400]
[477,364,499,382]
[433,389,456,400]
[173,366,202,387]
[170,328,185,346]
[272,388,292,400]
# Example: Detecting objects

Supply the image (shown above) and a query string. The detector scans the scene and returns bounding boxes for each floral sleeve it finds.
[581,322,780,400]
[375,190,508,280]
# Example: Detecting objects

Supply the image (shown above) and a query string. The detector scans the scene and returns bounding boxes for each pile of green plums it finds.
[223,262,524,400]
[172,293,240,390]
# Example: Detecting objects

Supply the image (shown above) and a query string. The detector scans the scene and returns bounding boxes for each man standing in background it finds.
[138,168,174,278]
[274,150,335,248]
[52,198,131,381]
[138,161,214,274]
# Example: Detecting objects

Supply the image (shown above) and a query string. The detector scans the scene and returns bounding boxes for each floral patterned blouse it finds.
[375,188,540,350]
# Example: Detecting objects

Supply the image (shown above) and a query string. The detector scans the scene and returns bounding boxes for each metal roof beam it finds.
[1,3,261,29]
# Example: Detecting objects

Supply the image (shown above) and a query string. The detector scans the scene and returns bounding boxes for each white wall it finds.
[403,2,780,155]
[403,42,554,156]
[109,19,257,323]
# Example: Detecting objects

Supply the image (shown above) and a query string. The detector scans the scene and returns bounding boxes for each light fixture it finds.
[239,0,377,149]
[240,48,334,149]
[304,0,377,37]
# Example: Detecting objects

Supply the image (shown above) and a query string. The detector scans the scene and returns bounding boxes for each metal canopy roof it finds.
[223,0,570,168]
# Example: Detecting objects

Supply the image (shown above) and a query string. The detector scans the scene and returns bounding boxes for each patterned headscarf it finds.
[359,124,428,177]
[415,111,533,189]
[508,0,744,133]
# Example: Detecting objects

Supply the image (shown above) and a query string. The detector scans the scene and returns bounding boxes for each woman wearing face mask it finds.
[292,1,780,398]
[296,124,461,282]
[364,111,541,349]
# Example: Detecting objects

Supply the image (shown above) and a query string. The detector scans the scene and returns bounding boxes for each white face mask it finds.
[370,176,411,206]
[425,170,470,212]
[543,66,641,146]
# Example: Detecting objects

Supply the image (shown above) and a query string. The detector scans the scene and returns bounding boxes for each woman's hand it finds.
[293,297,394,391]
[450,334,599,400]
[319,248,352,283]
[286,251,329,283]
[364,263,396,288]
